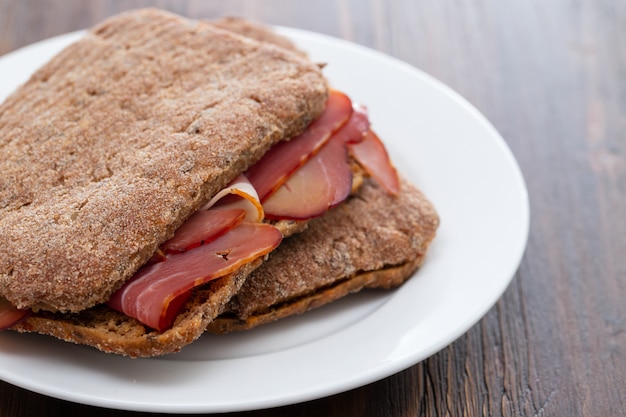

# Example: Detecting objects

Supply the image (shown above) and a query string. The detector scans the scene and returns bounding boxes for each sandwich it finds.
[0,9,439,357]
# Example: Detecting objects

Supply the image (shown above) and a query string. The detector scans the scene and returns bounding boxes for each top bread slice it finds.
[0,8,328,313]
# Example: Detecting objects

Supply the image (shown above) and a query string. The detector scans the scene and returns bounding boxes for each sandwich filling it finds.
[0,90,398,332]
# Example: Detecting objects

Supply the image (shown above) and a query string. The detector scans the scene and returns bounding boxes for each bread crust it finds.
[0,9,328,312]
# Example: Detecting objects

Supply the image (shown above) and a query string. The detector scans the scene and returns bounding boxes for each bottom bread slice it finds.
[207,176,439,333]
[11,260,260,357]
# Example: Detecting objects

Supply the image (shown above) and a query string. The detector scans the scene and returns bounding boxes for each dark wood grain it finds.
[1,1,625,416]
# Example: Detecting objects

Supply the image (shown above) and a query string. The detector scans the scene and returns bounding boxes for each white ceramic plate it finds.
[0,27,529,413]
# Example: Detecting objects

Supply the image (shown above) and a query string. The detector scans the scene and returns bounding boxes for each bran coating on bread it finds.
[0,9,328,313]
[206,177,439,333]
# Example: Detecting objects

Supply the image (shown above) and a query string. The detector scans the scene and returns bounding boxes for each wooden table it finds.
[1,1,624,416]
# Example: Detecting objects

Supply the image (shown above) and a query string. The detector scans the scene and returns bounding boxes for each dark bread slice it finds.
[206,177,439,333]
[0,9,328,313]
[12,260,260,357]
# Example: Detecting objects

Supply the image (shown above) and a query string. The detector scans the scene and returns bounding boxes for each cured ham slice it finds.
[247,90,353,201]
[0,297,30,330]
[330,104,370,145]
[201,174,264,222]
[262,104,371,220]
[263,129,354,220]
[161,208,246,253]
[108,222,282,330]
[148,175,264,261]
[349,129,400,195]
